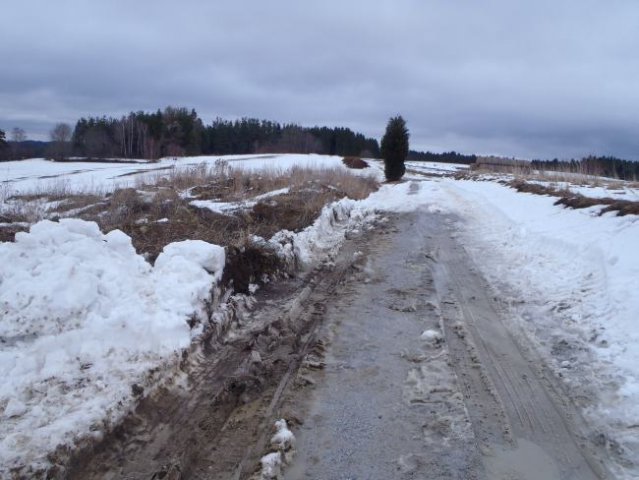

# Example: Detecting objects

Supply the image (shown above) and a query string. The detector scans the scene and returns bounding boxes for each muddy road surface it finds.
[62,207,615,479]
[283,211,612,480]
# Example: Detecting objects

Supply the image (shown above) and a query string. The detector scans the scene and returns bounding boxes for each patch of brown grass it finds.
[509,179,564,196]
[0,225,28,242]
[342,156,369,169]
[508,179,639,216]
[601,202,639,216]
[122,208,248,262]
[249,190,335,238]
[50,194,104,215]
[81,166,377,261]
[2,164,380,294]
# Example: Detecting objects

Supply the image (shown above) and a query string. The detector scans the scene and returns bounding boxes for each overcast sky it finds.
[1,0,639,159]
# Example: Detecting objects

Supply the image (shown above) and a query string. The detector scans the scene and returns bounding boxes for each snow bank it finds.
[0,219,224,472]
[262,181,435,269]
[269,199,361,267]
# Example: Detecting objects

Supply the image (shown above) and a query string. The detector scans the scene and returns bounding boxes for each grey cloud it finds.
[1,0,639,159]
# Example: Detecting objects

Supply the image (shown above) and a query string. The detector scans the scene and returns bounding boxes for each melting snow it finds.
[0,219,225,472]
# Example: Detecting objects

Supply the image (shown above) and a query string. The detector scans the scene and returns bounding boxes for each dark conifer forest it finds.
[68,107,380,160]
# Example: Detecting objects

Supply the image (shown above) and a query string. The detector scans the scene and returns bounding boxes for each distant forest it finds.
[407,150,477,165]
[72,109,383,160]
[0,107,380,161]
[531,156,639,181]
[1,108,477,165]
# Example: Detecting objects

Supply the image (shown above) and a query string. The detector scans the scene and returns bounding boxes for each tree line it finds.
[407,150,477,165]
[1,107,380,162]
[531,156,639,181]
[0,128,50,161]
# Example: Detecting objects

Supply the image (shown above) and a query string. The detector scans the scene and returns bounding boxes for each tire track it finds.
[429,212,611,480]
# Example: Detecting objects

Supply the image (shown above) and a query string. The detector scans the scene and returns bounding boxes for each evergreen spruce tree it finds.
[381,116,409,181]
[0,129,9,160]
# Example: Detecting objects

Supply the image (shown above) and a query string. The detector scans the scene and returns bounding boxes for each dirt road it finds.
[282,210,611,480]
[61,207,614,479]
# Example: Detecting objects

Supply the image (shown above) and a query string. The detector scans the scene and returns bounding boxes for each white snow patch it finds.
[190,187,292,215]
[259,451,283,479]
[0,219,224,473]
[421,329,442,343]
[270,419,296,450]
[257,419,296,479]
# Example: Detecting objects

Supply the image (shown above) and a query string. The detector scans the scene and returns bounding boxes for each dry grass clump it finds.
[342,156,369,169]
[509,179,565,196]
[51,194,104,214]
[81,165,376,260]
[600,202,639,216]
[288,167,378,200]
[249,189,335,238]
[556,195,639,216]
[0,224,28,242]
[121,207,249,262]
[508,179,639,216]
[241,167,377,238]
[154,162,378,203]
[144,162,225,191]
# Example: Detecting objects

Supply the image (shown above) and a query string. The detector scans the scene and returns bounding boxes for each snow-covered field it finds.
[1,154,638,476]
[405,160,469,175]
[0,154,384,195]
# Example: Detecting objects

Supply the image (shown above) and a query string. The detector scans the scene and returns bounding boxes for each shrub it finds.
[342,156,369,169]
[381,116,409,181]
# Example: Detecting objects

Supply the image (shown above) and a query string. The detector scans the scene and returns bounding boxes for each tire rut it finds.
[430,214,612,480]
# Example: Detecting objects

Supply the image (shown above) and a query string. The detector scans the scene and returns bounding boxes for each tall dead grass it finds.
[2,162,379,254]
[2,162,380,293]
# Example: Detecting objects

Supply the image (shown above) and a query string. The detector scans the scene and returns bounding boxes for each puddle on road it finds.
[484,438,562,480]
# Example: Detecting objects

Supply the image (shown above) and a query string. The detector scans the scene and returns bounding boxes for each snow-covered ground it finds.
[1,155,638,476]
[0,154,384,195]
[405,160,469,175]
